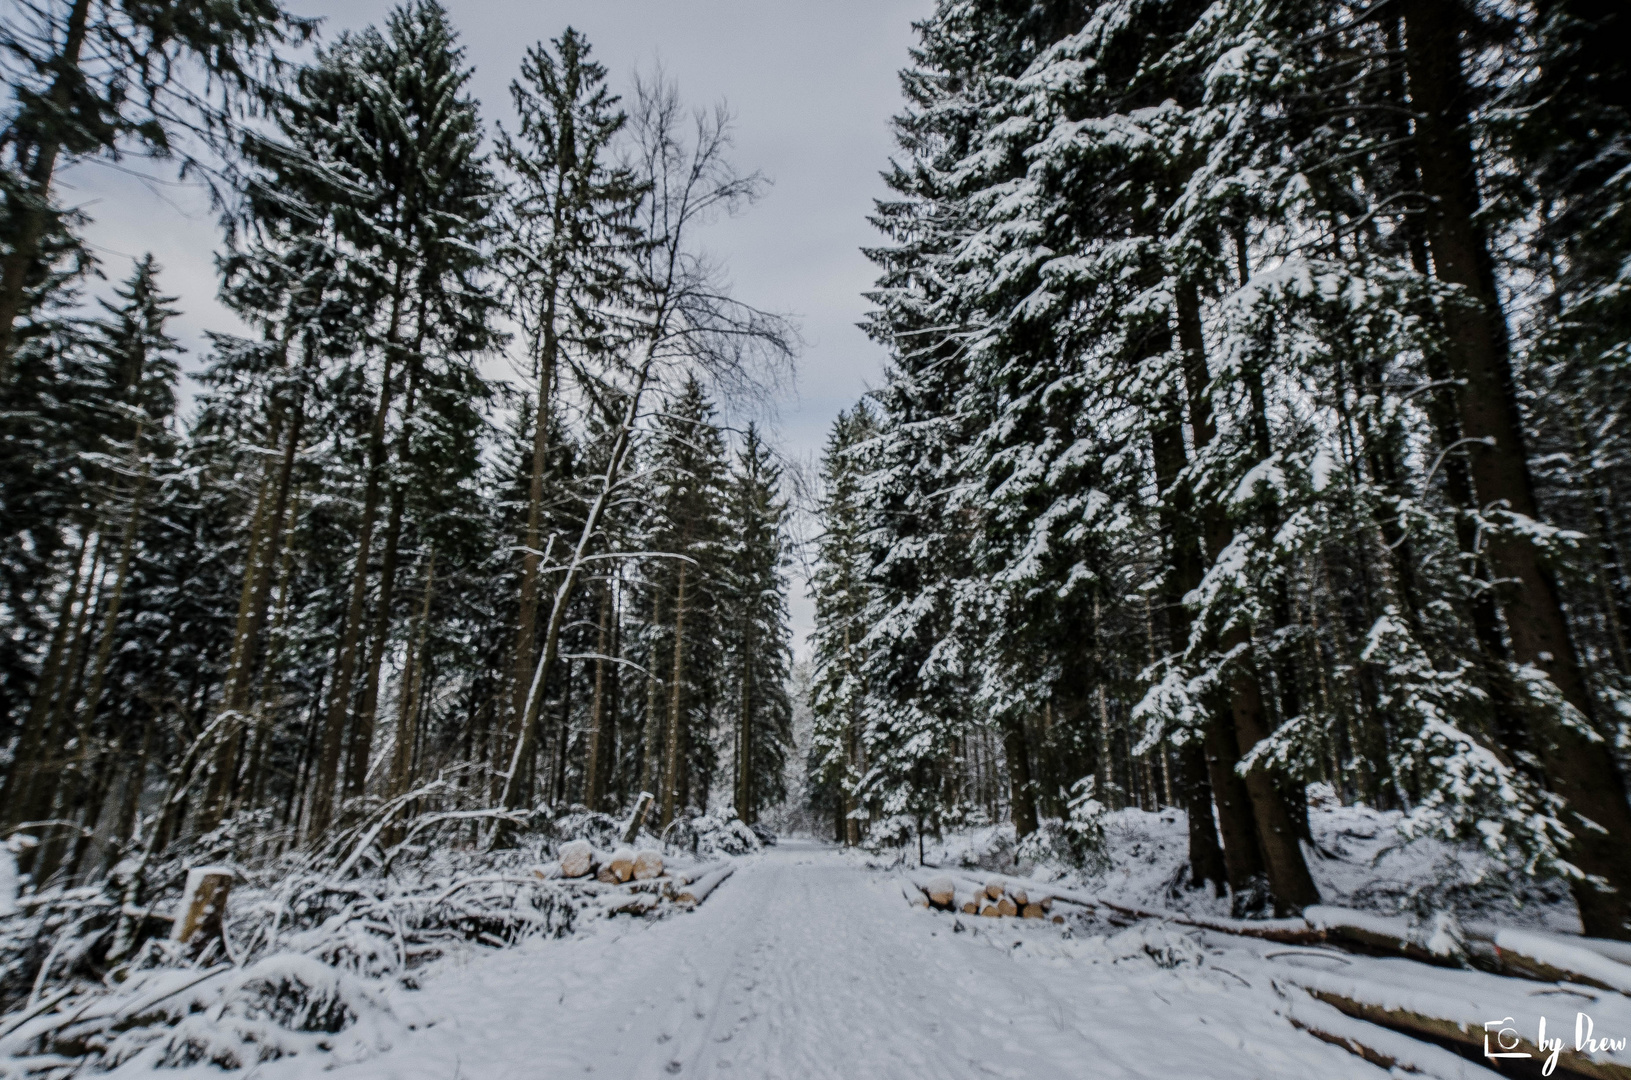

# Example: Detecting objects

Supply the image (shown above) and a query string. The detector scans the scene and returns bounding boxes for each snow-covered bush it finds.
[1363,612,1577,879]
[679,809,762,858]
[551,810,625,850]
[861,814,917,857]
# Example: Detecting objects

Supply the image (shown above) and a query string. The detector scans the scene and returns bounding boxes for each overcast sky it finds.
[63,0,934,652]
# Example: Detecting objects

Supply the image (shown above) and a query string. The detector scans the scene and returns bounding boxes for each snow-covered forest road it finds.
[309,841,1426,1080]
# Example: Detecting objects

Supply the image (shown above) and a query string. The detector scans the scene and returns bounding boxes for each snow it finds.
[85,842,1485,1079]
[916,802,1583,936]
[11,837,1631,1078]
[1493,929,1631,995]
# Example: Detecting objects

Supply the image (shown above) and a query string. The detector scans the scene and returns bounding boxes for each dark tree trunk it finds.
[1404,0,1631,939]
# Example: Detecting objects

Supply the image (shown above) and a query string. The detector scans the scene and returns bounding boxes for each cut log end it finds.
[559,839,595,879]
[633,850,664,881]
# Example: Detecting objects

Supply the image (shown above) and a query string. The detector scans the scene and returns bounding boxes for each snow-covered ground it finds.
[921,795,1580,935]
[95,838,1631,1080]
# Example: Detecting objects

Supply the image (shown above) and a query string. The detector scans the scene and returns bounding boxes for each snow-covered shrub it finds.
[925,822,1015,871]
[1017,778,1111,873]
[682,809,762,858]
[861,814,916,856]
[95,953,400,1071]
[1363,612,1577,879]
[551,809,624,851]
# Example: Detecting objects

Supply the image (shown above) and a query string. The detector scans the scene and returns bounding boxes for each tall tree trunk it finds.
[351,339,425,798]
[310,353,396,838]
[54,437,150,876]
[511,310,559,757]
[1404,0,1631,939]
[201,349,308,830]
[0,0,92,378]
[19,534,105,873]
[660,562,689,830]
[498,342,657,820]
[584,580,612,811]
[388,551,436,805]
[1002,712,1037,837]
[348,484,405,798]
[1178,282,1318,914]
[736,607,753,822]
[2,533,88,828]
[1151,374,1229,895]
[638,592,664,798]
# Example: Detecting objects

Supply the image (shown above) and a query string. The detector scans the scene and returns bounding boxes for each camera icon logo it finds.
[1485,1018,1532,1060]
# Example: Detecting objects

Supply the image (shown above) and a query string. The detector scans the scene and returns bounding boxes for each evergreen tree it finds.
[494,27,643,799]
[723,425,794,824]
[810,404,878,844]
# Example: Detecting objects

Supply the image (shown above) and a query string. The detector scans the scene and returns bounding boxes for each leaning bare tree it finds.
[496,75,796,819]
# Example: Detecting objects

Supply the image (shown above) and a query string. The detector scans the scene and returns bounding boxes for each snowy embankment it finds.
[891,798,1631,1079]
[0,809,761,1077]
[45,841,1631,1080]
[7,804,1631,1079]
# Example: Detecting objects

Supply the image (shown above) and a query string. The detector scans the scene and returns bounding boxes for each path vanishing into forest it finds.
[311,841,1428,1080]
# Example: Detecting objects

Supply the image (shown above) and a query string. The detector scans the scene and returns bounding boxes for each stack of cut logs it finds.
[549,839,734,912]
[907,874,1066,922]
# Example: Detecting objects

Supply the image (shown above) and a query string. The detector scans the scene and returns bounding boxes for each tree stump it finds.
[171,866,232,954]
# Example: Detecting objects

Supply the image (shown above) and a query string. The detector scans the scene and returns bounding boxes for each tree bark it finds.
[660,561,689,830]
[584,580,612,811]
[387,550,435,806]
[1404,0,1631,939]
[309,353,395,838]
[1176,282,1318,915]
[0,0,93,378]
[1002,713,1037,838]
[2,533,88,828]
[511,313,559,760]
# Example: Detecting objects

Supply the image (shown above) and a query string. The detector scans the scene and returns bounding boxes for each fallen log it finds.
[605,847,636,883]
[559,839,595,879]
[601,891,661,917]
[633,850,664,881]
[675,865,734,907]
[901,880,929,909]
[670,861,727,887]
[1300,985,1631,1080]
[1486,931,1631,997]
[1281,992,1503,1080]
